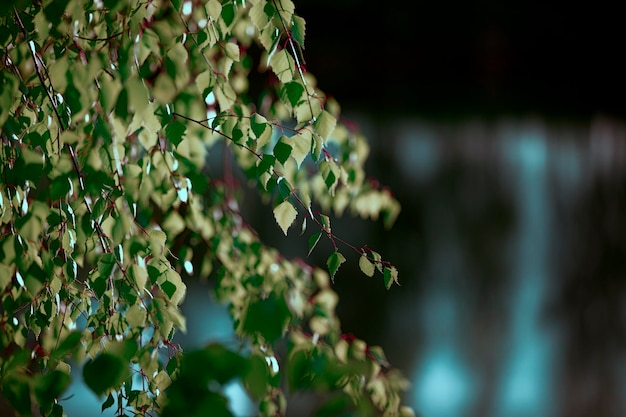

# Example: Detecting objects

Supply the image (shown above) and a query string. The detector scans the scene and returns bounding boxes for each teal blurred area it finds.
[290,1,626,415]
[326,113,626,417]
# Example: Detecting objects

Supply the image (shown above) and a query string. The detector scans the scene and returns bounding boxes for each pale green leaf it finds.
[273,200,297,236]
[313,110,337,141]
[148,229,167,257]
[126,303,147,328]
[195,70,215,95]
[223,42,240,62]
[359,254,375,277]
[205,0,222,19]
[290,129,311,168]
[249,1,270,30]
[129,264,148,293]
[269,49,293,83]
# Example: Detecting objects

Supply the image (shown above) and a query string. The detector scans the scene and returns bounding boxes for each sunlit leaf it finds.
[313,110,337,141]
[359,254,375,277]
[290,129,311,168]
[273,200,297,236]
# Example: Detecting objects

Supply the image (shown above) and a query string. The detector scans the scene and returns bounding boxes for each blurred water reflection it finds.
[363,114,626,417]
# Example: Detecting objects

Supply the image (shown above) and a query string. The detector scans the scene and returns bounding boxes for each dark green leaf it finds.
[1,376,32,417]
[324,169,336,191]
[273,140,292,165]
[161,280,177,299]
[98,252,116,278]
[281,81,305,107]
[165,120,186,147]
[101,392,115,412]
[35,370,71,410]
[49,176,71,200]
[64,83,82,114]
[232,127,243,144]
[43,0,69,26]
[243,354,270,400]
[243,294,291,343]
[221,3,235,26]
[277,178,291,200]
[250,115,268,138]
[182,344,249,385]
[307,231,322,257]
[83,353,129,396]
[51,331,82,360]
[326,251,346,282]
[257,154,275,175]
[115,87,128,119]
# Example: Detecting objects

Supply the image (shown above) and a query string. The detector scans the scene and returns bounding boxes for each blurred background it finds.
[60,1,626,416]
[290,1,626,417]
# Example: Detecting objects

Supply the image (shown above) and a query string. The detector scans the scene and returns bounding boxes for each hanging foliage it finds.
[0,0,409,416]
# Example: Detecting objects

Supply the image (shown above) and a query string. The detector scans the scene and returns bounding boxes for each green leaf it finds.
[43,0,70,26]
[277,178,292,200]
[221,2,235,26]
[161,280,177,299]
[359,254,375,277]
[50,331,82,360]
[243,354,270,400]
[165,120,186,147]
[243,294,291,343]
[319,214,331,233]
[223,42,240,61]
[281,81,305,107]
[148,229,167,257]
[324,169,336,191]
[126,303,147,328]
[83,353,130,397]
[101,392,115,412]
[270,50,293,83]
[35,370,71,411]
[273,200,297,236]
[98,252,116,278]
[273,138,292,165]
[307,231,322,257]
[290,130,312,168]
[129,264,148,292]
[2,376,32,417]
[313,110,337,141]
[290,15,306,47]
[326,251,346,283]
[383,266,399,290]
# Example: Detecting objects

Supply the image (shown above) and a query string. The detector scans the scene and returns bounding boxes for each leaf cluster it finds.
[0,0,410,416]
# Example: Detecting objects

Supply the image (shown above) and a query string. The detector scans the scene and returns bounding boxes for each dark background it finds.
[296,0,625,121]
[275,3,626,417]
